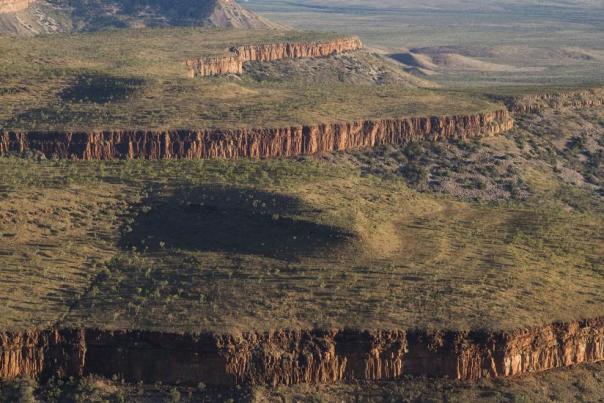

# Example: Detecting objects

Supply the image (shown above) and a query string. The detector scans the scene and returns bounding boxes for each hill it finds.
[0,0,286,36]
[0,27,486,135]
[0,5,603,399]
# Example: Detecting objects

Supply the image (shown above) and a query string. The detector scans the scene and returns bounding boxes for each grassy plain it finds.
[2,106,603,334]
[247,0,604,89]
[0,27,500,132]
[0,3,602,400]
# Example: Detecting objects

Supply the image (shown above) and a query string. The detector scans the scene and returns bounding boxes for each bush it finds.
[403,142,425,161]
[16,379,36,403]
[400,163,427,185]
[169,387,181,402]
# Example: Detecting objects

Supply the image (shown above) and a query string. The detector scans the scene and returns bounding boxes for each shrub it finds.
[400,163,427,185]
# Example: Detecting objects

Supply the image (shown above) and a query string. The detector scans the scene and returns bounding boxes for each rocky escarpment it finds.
[0,0,32,13]
[0,330,85,380]
[507,87,604,114]
[0,109,513,160]
[186,37,363,77]
[0,318,602,386]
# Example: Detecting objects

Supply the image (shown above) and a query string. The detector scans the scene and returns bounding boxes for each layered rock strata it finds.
[507,88,604,114]
[0,0,32,13]
[185,37,364,77]
[0,318,602,386]
[0,109,513,160]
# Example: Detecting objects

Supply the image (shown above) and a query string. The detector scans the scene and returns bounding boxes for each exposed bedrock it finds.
[232,37,364,63]
[0,330,85,380]
[186,55,243,77]
[185,37,363,77]
[507,88,604,114]
[0,318,602,386]
[0,109,513,160]
[0,0,32,13]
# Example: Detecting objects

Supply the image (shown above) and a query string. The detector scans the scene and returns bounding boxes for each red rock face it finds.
[0,0,32,13]
[0,109,513,160]
[0,318,602,385]
[0,329,85,380]
[185,55,243,77]
[233,37,364,62]
[185,37,364,77]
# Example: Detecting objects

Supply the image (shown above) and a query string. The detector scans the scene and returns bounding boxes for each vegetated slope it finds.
[2,361,604,402]
[0,27,495,133]
[345,88,604,205]
[0,0,285,36]
[243,50,435,87]
[245,0,604,89]
[0,94,603,388]
[1,101,602,335]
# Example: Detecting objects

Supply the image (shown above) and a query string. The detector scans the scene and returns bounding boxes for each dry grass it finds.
[63,175,604,333]
[246,0,604,89]
[0,183,131,330]
[1,106,603,334]
[0,27,501,131]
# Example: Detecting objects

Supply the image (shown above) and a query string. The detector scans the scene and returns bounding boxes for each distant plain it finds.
[247,0,604,88]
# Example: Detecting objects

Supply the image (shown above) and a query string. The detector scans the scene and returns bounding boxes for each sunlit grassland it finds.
[1,155,601,333]
[0,27,501,131]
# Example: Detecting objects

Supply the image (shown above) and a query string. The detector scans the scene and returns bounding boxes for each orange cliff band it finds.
[0,110,513,160]
[0,317,602,385]
[186,36,364,78]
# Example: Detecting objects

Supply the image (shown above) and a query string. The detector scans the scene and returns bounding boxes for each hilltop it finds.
[0,3,603,400]
[0,27,479,134]
[0,0,286,36]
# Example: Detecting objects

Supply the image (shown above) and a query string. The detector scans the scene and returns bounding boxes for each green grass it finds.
[0,27,501,131]
[0,25,602,335]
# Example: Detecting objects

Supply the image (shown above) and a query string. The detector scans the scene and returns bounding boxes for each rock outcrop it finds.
[204,0,288,30]
[0,0,32,13]
[186,37,364,77]
[0,329,85,380]
[507,87,604,114]
[0,109,513,160]
[186,54,243,77]
[0,0,286,35]
[1,318,602,386]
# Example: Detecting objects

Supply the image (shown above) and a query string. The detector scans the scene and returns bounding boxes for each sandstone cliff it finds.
[1,318,602,386]
[186,37,364,77]
[0,0,32,13]
[0,109,513,160]
[507,88,604,114]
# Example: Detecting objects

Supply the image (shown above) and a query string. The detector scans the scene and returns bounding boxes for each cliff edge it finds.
[1,318,602,385]
[186,36,364,77]
[0,109,513,160]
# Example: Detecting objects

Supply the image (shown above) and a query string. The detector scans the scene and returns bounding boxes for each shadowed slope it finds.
[0,0,285,36]
[121,185,353,260]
